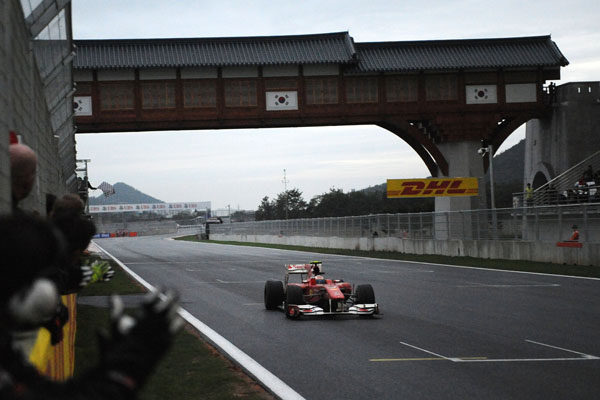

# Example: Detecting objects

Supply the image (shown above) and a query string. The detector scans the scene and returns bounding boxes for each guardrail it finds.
[210,204,600,243]
[514,184,600,208]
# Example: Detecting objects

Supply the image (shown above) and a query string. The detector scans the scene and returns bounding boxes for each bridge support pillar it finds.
[434,141,487,239]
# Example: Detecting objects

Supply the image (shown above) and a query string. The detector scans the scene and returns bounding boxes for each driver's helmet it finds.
[315,275,326,284]
[310,261,322,275]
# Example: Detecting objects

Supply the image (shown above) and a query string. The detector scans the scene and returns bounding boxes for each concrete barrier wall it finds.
[94,220,178,236]
[210,233,600,266]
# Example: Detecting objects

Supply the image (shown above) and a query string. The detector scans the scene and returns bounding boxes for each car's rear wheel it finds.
[264,280,284,310]
[355,284,375,304]
[285,285,304,319]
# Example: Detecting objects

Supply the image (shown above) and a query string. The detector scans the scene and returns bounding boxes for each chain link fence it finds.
[211,204,600,243]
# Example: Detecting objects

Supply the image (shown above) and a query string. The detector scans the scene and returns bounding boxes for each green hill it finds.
[89,182,163,205]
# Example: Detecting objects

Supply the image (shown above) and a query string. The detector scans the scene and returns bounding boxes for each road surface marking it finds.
[525,340,599,359]
[399,340,600,363]
[457,282,560,288]
[370,357,487,362]
[399,342,461,362]
[373,269,434,274]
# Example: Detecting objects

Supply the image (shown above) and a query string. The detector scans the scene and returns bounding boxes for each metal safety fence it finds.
[210,203,600,243]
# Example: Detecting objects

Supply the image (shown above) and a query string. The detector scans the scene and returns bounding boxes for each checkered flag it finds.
[98,181,115,197]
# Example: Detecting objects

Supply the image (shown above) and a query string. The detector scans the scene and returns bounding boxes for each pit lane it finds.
[94,235,600,400]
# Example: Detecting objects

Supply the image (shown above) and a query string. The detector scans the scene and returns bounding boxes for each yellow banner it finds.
[387,177,479,198]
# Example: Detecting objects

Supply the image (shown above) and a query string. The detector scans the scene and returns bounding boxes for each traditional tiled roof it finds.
[73,32,357,69]
[73,32,568,72]
[349,35,568,73]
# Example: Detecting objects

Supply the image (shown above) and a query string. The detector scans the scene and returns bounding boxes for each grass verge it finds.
[174,236,600,278]
[75,255,272,400]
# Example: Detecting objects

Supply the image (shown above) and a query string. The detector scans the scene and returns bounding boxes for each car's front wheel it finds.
[355,284,375,304]
[285,285,304,319]
[264,280,284,310]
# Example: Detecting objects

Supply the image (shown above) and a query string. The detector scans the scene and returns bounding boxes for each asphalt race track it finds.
[94,235,600,400]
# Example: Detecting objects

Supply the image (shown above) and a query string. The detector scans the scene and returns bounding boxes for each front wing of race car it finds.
[287,303,379,317]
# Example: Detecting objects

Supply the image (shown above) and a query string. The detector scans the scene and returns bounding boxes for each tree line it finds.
[255,187,434,221]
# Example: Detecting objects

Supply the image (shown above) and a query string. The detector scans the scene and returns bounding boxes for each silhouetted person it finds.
[49,195,96,294]
[9,143,37,211]
[525,183,533,206]
[77,176,96,205]
[0,213,183,400]
[569,225,580,242]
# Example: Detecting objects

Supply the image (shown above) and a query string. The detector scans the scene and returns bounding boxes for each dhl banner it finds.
[387,177,479,198]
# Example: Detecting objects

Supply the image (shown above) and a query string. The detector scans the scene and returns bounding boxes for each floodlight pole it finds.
[282,169,290,219]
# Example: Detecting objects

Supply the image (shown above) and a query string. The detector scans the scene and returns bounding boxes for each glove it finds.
[98,289,183,389]
[89,260,115,283]
[42,303,69,345]
[79,265,93,287]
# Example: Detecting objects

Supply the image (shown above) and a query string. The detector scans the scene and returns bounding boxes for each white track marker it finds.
[93,242,306,400]
[454,340,599,363]
[526,340,600,360]
[373,269,434,274]
[457,282,560,288]
[399,342,462,362]
[399,339,599,364]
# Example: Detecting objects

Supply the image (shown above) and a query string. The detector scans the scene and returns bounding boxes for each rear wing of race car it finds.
[285,264,311,274]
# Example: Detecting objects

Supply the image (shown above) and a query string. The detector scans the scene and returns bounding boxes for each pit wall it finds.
[210,233,599,267]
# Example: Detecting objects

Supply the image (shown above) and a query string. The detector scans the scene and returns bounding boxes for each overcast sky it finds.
[73,0,599,210]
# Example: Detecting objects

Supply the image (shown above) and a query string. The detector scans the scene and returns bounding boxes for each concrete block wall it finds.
[1,1,13,212]
[1,0,68,214]
[210,233,600,266]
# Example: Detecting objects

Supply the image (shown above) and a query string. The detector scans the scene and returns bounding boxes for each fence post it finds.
[387,214,390,237]
[446,212,450,239]
[535,208,540,241]
[583,204,588,243]
[557,206,563,242]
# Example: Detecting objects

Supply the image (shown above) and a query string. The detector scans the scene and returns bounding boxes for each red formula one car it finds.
[264,261,379,318]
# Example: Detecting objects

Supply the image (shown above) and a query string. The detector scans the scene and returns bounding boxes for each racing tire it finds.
[355,284,375,304]
[285,285,304,319]
[264,280,284,310]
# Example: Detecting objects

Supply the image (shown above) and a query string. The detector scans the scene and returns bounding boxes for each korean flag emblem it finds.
[73,96,92,116]
[266,91,298,111]
[465,85,497,104]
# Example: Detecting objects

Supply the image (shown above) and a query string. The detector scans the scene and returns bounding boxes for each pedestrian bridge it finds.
[73,32,568,211]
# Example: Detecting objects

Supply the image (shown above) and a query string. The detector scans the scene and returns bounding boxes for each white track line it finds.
[456,283,560,288]
[526,339,600,359]
[399,342,461,362]
[400,339,599,363]
[94,241,306,400]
